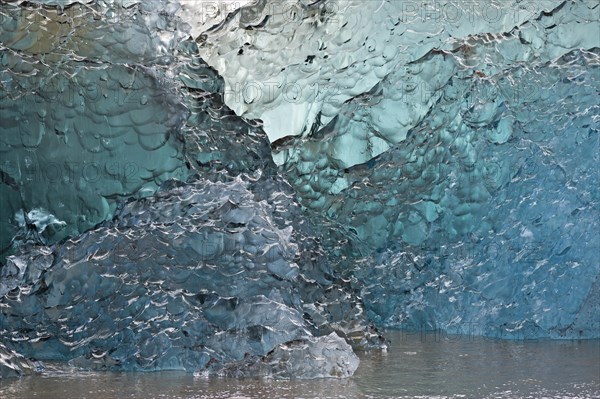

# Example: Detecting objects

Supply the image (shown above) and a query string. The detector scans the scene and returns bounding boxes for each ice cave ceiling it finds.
[0,0,599,379]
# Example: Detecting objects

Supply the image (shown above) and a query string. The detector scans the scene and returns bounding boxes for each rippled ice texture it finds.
[0,0,599,379]
[193,0,599,338]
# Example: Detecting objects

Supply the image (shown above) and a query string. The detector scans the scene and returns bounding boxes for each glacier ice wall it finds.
[1,171,381,377]
[1,0,599,379]
[0,341,39,379]
[191,0,598,146]
[342,48,600,338]
[189,0,599,339]
[0,0,384,378]
[0,175,381,376]
[0,1,191,257]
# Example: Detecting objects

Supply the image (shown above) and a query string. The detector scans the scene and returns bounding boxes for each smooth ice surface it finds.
[1,0,599,379]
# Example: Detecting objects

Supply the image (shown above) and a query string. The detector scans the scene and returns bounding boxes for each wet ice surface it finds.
[0,331,598,399]
[186,0,600,339]
[1,0,599,381]
[0,176,380,377]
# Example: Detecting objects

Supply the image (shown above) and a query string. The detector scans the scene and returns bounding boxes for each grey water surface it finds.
[1,331,598,399]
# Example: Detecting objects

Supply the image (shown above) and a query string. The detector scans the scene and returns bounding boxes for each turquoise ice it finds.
[0,0,598,378]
